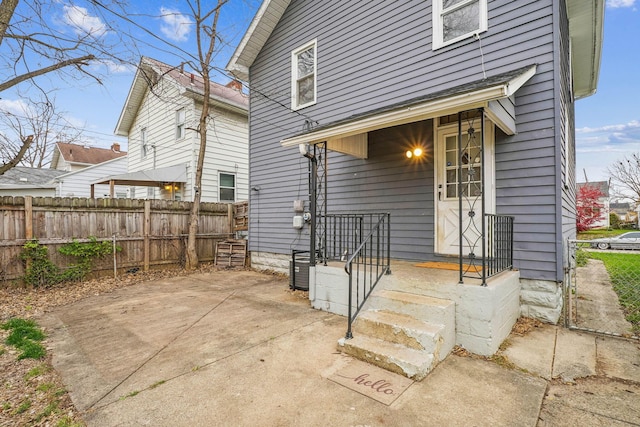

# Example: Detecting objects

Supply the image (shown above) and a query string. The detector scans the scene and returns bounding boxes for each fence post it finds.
[144,200,151,272]
[228,203,234,237]
[25,196,33,240]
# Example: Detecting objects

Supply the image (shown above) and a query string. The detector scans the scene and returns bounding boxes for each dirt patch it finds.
[0,263,245,427]
[511,316,543,336]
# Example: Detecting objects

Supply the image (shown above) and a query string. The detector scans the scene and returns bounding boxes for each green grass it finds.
[1,318,46,360]
[14,399,31,415]
[588,251,640,332]
[578,229,630,240]
[56,416,84,427]
[25,365,50,380]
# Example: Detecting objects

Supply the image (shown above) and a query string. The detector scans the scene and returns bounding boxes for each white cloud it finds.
[576,120,640,134]
[159,7,193,42]
[606,0,636,8]
[63,5,108,37]
[102,60,136,74]
[0,99,30,116]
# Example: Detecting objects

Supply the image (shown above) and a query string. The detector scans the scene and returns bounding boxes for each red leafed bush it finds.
[576,184,605,232]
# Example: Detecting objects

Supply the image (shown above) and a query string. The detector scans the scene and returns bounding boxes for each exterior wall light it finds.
[406,148,423,158]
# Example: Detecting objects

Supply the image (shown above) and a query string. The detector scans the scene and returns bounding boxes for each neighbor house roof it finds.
[0,166,65,189]
[51,142,127,168]
[115,57,249,137]
[226,0,603,99]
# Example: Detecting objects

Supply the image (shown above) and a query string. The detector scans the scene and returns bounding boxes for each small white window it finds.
[291,40,317,110]
[176,108,186,139]
[219,172,236,202]
[433,0,487,50]
[141,128,148,159]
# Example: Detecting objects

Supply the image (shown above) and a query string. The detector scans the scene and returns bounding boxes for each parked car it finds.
[590,232,640,250]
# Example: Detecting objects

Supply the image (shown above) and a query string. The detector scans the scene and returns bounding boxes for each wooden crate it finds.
[215,240,247,267]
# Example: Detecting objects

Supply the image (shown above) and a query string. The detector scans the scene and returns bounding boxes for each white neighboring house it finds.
[53,156,129,198]
[113,57,249,203]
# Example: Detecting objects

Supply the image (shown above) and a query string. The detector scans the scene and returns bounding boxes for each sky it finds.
[1,0,639,186]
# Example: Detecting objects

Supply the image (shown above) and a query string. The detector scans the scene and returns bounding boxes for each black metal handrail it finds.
[485,214,514,277]
[343,213,391,339]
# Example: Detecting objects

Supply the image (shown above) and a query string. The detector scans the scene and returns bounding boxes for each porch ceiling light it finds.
[406,147,423,158]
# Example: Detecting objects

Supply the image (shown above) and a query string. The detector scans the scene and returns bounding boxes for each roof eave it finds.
[281,65,536,147]
[567,0,604,99]
[182,87,249,115]
[226,0,291,81]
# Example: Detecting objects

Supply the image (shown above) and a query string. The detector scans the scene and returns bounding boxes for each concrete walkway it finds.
[40,270,640,426]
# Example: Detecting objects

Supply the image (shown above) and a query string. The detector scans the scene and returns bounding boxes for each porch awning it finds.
[93,164,188,187]
[281,64,537,149]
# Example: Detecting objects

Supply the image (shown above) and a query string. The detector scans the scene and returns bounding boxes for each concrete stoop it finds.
[337,289,456,381]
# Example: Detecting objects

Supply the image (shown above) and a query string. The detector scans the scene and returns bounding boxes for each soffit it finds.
[567,0,604,99]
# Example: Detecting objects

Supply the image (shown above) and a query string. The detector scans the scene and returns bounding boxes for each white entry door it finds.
[435,121,495,256]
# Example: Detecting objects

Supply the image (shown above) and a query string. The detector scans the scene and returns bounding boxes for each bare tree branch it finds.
[0,95,84,168]
[0,54,95,92]
[0,134,32,175]
[607,152,640,202]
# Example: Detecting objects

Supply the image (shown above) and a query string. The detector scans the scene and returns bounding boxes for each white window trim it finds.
[176,108,186,139]
[432,0,488,50]
[291,39,317,110]
[219,172,236,202]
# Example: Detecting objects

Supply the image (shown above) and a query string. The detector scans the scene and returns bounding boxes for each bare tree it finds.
[0,0,125,172]
[608,152,640,202]
[183,0,229,270]
[0,95,83,169]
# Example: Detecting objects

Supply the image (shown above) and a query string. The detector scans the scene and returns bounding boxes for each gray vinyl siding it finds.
[249,0,567,281]
[558,0,577,279]
[327,121,435,260]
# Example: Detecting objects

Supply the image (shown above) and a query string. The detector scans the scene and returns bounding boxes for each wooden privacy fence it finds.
[0,196,249,282]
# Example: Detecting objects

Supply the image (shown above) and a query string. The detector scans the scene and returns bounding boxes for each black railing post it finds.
[346,263,353,339]
[386,213,391,274]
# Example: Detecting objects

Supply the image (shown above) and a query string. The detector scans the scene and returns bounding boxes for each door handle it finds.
[438,191,442,201]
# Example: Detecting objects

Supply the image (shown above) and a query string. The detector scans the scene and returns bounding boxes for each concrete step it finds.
[368,289,454,325]
[353,309,445,355]
[338,334,437,381]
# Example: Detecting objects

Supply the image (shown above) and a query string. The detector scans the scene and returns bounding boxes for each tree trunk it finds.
[0,0,18,47]
[182,0,226,270]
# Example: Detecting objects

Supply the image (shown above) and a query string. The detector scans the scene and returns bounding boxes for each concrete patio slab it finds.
[40,270,549,427]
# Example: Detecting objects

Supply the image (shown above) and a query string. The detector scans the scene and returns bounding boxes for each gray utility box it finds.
[289,250,310,291]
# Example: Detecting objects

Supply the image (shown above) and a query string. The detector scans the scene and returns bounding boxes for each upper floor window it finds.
[291,40,317,110]
[219,172,236,202]
[141,127,148,158]
[176,108,186,139]
[433,0,487,50]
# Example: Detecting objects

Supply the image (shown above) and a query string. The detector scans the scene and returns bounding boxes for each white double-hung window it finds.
[291,39,317,110]
[176,108,186,139]
[433,0,487,49]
